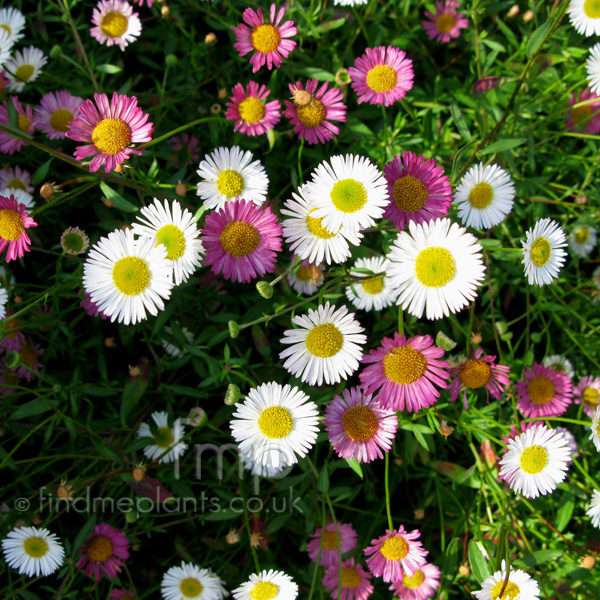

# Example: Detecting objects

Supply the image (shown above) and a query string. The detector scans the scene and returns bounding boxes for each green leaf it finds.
[344,457,363,479]
[317,466,330,494]
[73,517,97,553]
[514,549,562,567]
[99,181,138,212]
[468,540,491,584]
[316,17,347,32]
[450,101,472,141]
[11,399,55,420]
[441,537,461,582]
[480,138,527,155]
[96,63,122,74]
[31,159,53,186]
[555,492,575,532]
[296,67,335,81]
[526,21,551,57]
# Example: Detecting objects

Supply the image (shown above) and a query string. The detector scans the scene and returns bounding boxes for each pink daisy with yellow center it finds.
[232,3,297,72]
[516,362,573,418]
[34,90,83,140]
[364,527,428,582]
[226,80,281,136]
[0,165,33,193]
[322,558,374,600]
[575,375,600,417]
[90,0,142,50]
[348,46,414,106]
[66,91,153,173]
[567,89,600,134]
[0,194,37,261]
[76,523,130,580]
[389,562,441,600]
[307,521,358,566]
[0,97,35,155]
[422,1,469,44]
[359,332,450,413]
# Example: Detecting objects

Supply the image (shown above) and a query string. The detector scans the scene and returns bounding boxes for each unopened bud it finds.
[57,485,71,500]
[582,555,596,569]
[40,182,56,200]
[218,88,227,100]
[523,9,534,21]
[210,103,222,114]
[126,509,138,523]
[32,515,42,525]
[439,420,455,439]
[335,68,350,87]
[414,508,425,520]
[5,351,20,369]
[165,54,178,68]
[205,32,217,45]
[394,457,403,467]
[306,264,322,283]
[507,4,519,17]
[225,383,241,405]
[132,466,146,482]
[459,563,470,576]
[256,281,273,299]
[175,182,187,196]
[161,4,170,18]
[471,332,483,345]
[50,45,62,59]
[129,365,141,377]
[187,407,208,428]
[104,337,115,348]
[13,295,22,304]
[436,331,457,352]
[228,320,240,338]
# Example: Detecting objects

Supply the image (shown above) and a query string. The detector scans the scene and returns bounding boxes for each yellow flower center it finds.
[92,118,131,155]
[529,237,551,267]
[86,535,114,562]
[468,182,494,209]
[436,13,456,33]
[527,375,555,405]
[101,11,129,38]
[258,406,293,439]
[0,24,10,34]
[583,386,600,408]
[219,221,260,257]
[403,569,425,589]
[321,530,339,550]
[180,577,203,598]
[491,581,521,600]
[6,178,26,191]
[584,0,600,19]
[572,105,593,128]
[239,97,266,124]
[49,108,74,133]
[112,256,150,296]
[366,65,398,93]
[383,345,427,384]
[250,581,279,600]
[415,247,456,287]
[575,228,590,244]
[342,405,379,442]
[393,175,428,212]
[155,224,186,260]
[305,323,343,357]
[306,210,337,239]
[19,343,38,368]
[380,536,409,561]
[154,426,174,448]
[17,114,30,133]
[23,537,49,558]
[341,567,362,589]
[15,64,34,83]
[296,99,326,128]
[362,275,384,295]
[330,178,368,214]
[251,24,281,54]
[0,209,25,241]
[519,445,548,475]
[459,359,492,389]
[216,169,245,198]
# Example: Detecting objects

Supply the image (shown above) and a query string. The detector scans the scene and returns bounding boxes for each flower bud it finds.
[581,555,595,569]
[228,320,240,339]
[435,331,457,351]
[5,351,20,369]
[165,54,178,68]
[40,182,56,200]
[225,383,241,406]
[205,32,217,45]
[161,4,170,18]
[50,45,62,59]
[256,281,273,299]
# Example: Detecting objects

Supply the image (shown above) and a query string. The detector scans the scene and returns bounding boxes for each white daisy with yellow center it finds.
[0,28,14,69]
[0,7,25,45]
[5,46,47,93]
[1,187,33,210]
[587,43,600,94]
[454,163,515,230]
[279,301,366,386]
[83,228,174,326]
[587,490,600,528]
[241,447,287,478]
[233,569,298,600]
[162,561,227,600]
[499,425,571,499]
[569,0,600,36]
[197,146,268,211]
[473,560,540,600]
[543,354,575,378]
[521,218,567,286]
[387,217,485,320]
[590,407,600,451]
[345,256,398,312]
[568,222,597,258]
[2,526,65,577]
[138,410,187,464]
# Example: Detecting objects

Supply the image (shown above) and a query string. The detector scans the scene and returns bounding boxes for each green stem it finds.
[137,117,222,151]
[397,305,404,336]
[297,138,305,184]
[384,452,394,531]
[239,484,261,573]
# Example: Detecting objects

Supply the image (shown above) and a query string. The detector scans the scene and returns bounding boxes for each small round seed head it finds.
[210,103,222,114]
[226,528,241,544]
[291,87,313,107]
[60,226,90,256]
[218,88,228,100]
[459,563,470,576]
[133,466,146,482]
[161,4,170,18]
[582,555,596,569]
[175,182,187,196]
[439,420,455,439]
[205,32,217,45]
[40,182,57,200]
[104,337,115,348]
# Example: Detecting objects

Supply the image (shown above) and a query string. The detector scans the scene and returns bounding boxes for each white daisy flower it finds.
[568,222,597,258]
[196,146,268,211]
[0,29,14,70]
[454,163,515,229]
[279,301,366,386]
[161,325,194,357]
[387,217,486,320]
[472,560,540,600]
[0,7,25,45]
[0,285,7,319]
[304,154,389,237]
[131,198,203,285]
[138,410,187,464]
[233,569,298,600]
[286,257,324,296]
[2,187,33,210]
[230,382,319,469]
[5,47,48,93]
[2,526,65,577]
[587,43,600,94]
[587,490,600,528]
[162,561,227,600]
[345,256,398,312]
[83,228,174,326]
[241,447,287,478]
[499,424,571,499]
[91,0,142,51]
[334,0,368,5]
[569,0,600,36]
[543,354,575,378]
[521,218,567,286]
[590,407,600,451]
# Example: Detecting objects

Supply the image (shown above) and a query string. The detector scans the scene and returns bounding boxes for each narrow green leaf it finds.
[96,63,122,74]
[481,138,527,155]
[468,540,491,584]
[344,457,363,479]
[99,181,138,212]
[526,21,551,57]
[451,101,472,141]
[317,466,330,494]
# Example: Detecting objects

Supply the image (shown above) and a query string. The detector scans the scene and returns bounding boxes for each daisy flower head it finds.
[473,561,540,600]
[567,89,600,133]
[61,226,90,256]
[360,332,450,413]
[233,569,298,600]
[0,193,37,261]
[162,562,226,600]
[499,424,571,499]
[287,257,324,295]
[516,361,573,418]
[138,411,187,464]
[322,558,373,600]
[569,0,600,36]
[76,523,130,580]
[522,218,567,286]
[348,46,414,106]
[241,447,287,478]
[0,29,14,70]
[226,81,281,136]
[34,90,83,140]
[308,522,358,566]
[346,256,398,312]
[0,7,25,44]
[575,375,600,417]
[587,43,600,94]
[2,525,64,577]
[389,562,441,600]
[0,97,35,155]
[386,218,486,320]
[591,407,600,451]
[383,151,452,231]
[232,4,297,72]
[422,1,469,43]
[1,187,33,210]
[279,301,366,386]
[284,79,347,145]
[230,381,319,469]
[568,221,597,257]
[0,166,32,193]
[201,199,282,283]
[91,0,142,50]
[16,339,44,382]
[66,92,153,173]
[543,354,575,378]
[196,146,268,210]
[587,490,600,528]
[364,527,428,582]
[324,386,398,463]
[168,133,200,168]
[5,47,47,93]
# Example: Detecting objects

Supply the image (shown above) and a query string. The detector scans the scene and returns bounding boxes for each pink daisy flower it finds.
[322,558,374,600]
[34,90,83,140]
[324,386,398,463]
[307,522,358,566]
[567,89,600,134]
[348,46,414,107]
[80,288,109,320]
[15,338,44,382]
[389,562,441,600]
[0,97,35,155]
[284,79,347,145]
[575,375,600,417]
[383,152,452,230]
[0,194,37,261]
[1,311,26,353]
[515,362,573,418]
[66,91,153,173]
[232,3,297,72]
[201,199,282,283]
[447,348,511,410]
[359,332,450,413]
[91,0,142,50]
[167,132,200,167]
[364,527,428,582]
[422,1,469,44]
[0,166,33,193]
[76,523,130,580]
[226,80,281,136]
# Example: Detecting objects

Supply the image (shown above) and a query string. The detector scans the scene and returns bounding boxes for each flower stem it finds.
[385,451,394,531]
